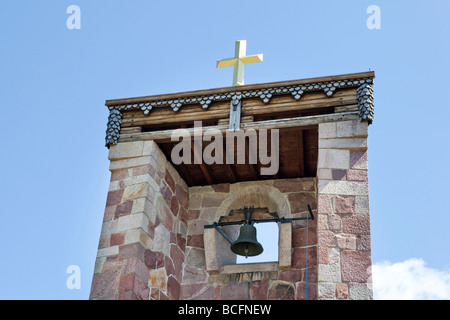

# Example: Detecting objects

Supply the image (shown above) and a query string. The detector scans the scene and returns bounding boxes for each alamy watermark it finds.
[66,265,81,290]
[170,121,280,176]
[367,5,381,30]
[66,5,81,30]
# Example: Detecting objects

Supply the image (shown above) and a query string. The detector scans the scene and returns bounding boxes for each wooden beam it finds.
[191,140,214,185]
[224,164,236,183]
[118,111,359,143]
[297,130,305,177]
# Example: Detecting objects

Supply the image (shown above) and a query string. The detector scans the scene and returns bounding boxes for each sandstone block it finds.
[336,120,368,138]
[318,263,341,283]
[109,156,152,171]
[336,234,356,250]
[153,224,170,256]
[342,215,371,235]
[318,180,369,196]
[124,228,153,249]
[349,283,373,300]
[355,195,370,215]
[106,190,124,207]
[279,222,292,270]
[167,276,181,300]
[118,274,135,293]
[346,169,368,181]
[267,281,295,300]
[122,183,148,202]
[318,195,333,214]
[109,141,144,160]
[317,168,332,180]
[350,151,368,170]
[117,212,149,233]
[334,195,355,214]
[336,283,349,299]
[273,178,315,192]
[90,270,121,300]
[110,233,125,246]
[317,283,335,300]
[318,122,337,139]
[97,245,119,258]
[340,251,372,283]
[319,137,367,150]
[148,268,167,291]
[328,214,342,232]
[222,283,249,300]
[318,149,350,169]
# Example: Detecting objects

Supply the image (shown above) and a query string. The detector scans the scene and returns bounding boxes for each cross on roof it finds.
[216,40,263,86]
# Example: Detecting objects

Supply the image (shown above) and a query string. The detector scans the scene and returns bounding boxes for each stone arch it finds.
[204,183,293,273]
[215,184,290,221]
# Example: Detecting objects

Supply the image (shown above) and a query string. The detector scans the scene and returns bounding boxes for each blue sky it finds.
[0,0,449,299]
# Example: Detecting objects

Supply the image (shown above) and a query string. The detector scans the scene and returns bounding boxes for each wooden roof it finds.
[105,71,375,186]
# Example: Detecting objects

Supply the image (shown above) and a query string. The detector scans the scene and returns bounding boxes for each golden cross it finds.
[216,40,263,86]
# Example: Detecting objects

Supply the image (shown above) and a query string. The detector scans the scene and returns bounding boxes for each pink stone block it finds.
[106,190,124,207]
[346,169,368,181]
[336,234,356,250]
[273,178,315,192]
[318,247,329,264]
[118,274,135,293]
[292,226,317,247]
[268,281,295,300]
[249,280,269,300]
[350,151,368,170]
[212,183,230,193]
[332,169,347,180]
[342,215,371,235]
[222,283,249,300]
[334,195,355,214]
[340,251,372,283]
[165,169,176,193]
[288,192,317,214]
[318,230,336,248]
[90,270,120,299]
[318,195,333,214]
[328,214,342,232]
[336,283,349,299]
[111,169,129,181]
[114,201,133,218]
[110,233,125,246]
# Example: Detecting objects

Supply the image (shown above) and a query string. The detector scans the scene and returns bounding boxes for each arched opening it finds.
[204,184,293,273]
[236,221,279,264]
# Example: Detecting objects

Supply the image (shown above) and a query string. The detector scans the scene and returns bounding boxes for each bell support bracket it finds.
[204,204,315,244]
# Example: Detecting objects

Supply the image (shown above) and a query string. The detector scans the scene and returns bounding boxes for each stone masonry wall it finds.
[180,178,318,300]
[89,139,319,299]
[90,140,189,300]
[90,118,373,300]
[316,120,373,300]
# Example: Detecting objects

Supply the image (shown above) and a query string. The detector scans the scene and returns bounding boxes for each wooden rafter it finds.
[297,129,305,177]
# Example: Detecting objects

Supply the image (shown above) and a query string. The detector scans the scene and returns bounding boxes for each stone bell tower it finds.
[89,47,375,299]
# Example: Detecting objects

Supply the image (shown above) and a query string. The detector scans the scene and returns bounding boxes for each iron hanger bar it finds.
[204,222,233,244]
[204,204,314,228]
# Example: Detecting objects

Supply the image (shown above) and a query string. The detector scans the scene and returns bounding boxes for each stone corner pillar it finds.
[89,140,189,300]
[316,120,373,300]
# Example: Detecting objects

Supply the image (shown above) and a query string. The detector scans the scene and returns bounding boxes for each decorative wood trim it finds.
[105,72,375,147]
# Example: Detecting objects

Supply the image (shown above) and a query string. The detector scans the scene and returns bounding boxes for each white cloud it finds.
[372,258,450,300]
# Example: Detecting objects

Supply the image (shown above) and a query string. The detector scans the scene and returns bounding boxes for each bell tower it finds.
[90,68,375,300]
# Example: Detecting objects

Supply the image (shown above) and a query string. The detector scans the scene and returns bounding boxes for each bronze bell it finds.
[230,224,264,258]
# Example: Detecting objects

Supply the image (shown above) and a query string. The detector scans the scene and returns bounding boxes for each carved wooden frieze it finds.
[105,75,375,147]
